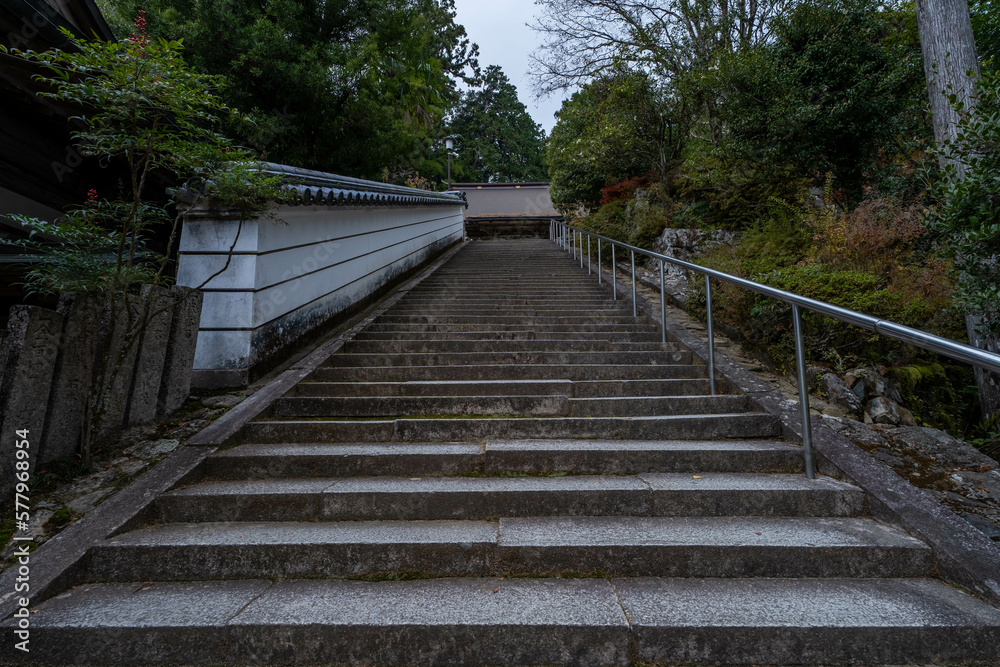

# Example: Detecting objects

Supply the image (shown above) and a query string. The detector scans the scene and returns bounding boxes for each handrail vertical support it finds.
[612,245,617,300]
[579,231,584,268]
[705,276,716,396]
[587,236,591,274]
[630,250,637,317]
[792,304,816,480]
[660,259,666,344]
[597,241,602,284]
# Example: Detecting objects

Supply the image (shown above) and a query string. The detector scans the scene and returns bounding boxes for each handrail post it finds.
[612,245,617,300]
[660,260,666,344]
[630,249,637,317]
[579,231,584,268]
[705,276,716,396]
[792,304,816,480]
[587,235,591,275]
[597,241,602,284]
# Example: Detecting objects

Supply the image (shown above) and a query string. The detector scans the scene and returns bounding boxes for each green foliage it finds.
[888,363,979,434]
[548,70,683,212]
[673,146,811,230]
[6,17,282,463]
[101,0,478,180]
[449,65,547,183]
[9,21,281,294]
[5,204,162,296]
[720,0,926,201]
[690,196,960,373]
[971,0,1000,64]
[925,67,1000,334]
[576,183,673,249]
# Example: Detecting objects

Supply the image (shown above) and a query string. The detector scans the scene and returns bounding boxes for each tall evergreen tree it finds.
[97,0,479,180]
[449,65,547,183]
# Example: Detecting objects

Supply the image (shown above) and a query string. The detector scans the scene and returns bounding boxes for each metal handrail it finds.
[552,220,1000,479]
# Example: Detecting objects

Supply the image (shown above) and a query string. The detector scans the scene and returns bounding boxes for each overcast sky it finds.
[452,0,570,135]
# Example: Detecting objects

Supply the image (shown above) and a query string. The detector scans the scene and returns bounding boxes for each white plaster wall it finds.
[177,203,464,376]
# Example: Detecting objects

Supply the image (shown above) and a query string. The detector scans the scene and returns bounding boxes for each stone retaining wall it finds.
[0,286,202,476]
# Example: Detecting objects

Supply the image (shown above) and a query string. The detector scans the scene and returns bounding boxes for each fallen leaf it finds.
[692,475,702,479]
[755,532,762,535]
[493,588,499,594]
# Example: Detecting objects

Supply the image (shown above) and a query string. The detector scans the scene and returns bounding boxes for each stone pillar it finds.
[156,286,203,419]
[126,285,176,426]
[95,297,142,440]
[0,306,63,476]
[40,294,103,465]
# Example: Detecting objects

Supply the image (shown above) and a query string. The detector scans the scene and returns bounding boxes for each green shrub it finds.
[690,261,952,373]
[888,363,979,434]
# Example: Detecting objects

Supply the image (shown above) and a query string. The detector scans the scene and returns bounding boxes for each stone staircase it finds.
[14,239,1000,665]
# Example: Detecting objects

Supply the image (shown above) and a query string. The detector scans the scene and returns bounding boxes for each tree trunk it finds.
[915,0,999,421]
[915,0,981,175]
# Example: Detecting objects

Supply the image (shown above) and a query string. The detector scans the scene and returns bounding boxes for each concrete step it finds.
[19,576,998,666]
[340,339,677,354]
[266,394,752,419]
[290,378,717,398]
[89,516,926,581]
[363,322,662,333]
[321,350,693,367]
[353,330,666,342]
[397,297,616,305]
[268,395,571,418]
[5,578,630,665]
[374,315,655,326]
[293,379,579,397]
[203,440,804,480]
[306,363,709,382]
[568,395,755,416]
[236,413,784,443]
[155,474,865,523]
[392,310,632,318]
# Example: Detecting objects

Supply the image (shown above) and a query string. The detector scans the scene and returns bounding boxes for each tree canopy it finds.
[98,0,480,182]
[448,65,547,183]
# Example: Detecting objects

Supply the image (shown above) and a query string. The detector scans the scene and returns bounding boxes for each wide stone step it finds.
[268,395,571,418]
[6,578,629,666]
[155,473,865,523]
[267,394,751,419]
[397,297,615,305]
[353,330,665,342]
[340,340,675,354]
[237,413,783,443]
[374,315,655,326]
[21,577,999,666]
[363,322,661,333]
[396,297,620,305]
[322,350,692,367]
[306,363,708,382]
[568,395,754,417]
[290,378,716,398]
[203,440,804,480]
[90,515,926,580]
[387,307,636,316]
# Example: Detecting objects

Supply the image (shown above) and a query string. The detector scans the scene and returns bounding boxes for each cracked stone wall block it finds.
[156,286,203,419]
[127,285,177,426]
[96,298,142,440]
[41,294,103,465]
[0,306,64,477]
